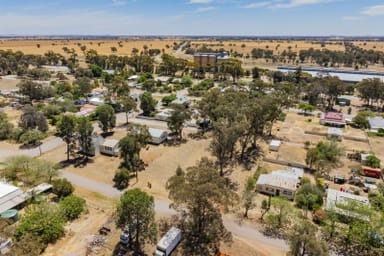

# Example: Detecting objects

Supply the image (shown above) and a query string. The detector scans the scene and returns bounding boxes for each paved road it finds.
[61,170,288,252]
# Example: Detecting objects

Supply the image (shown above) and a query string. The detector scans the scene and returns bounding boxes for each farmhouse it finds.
[367,117,384,133]
[256,174,299,200]
[100,139,119,157]
[320,112,346,127]
[148,128,168,145]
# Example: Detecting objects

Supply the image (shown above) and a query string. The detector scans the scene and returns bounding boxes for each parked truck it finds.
[154,227,182,256]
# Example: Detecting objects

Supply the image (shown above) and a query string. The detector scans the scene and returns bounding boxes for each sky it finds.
[0,0,383,36]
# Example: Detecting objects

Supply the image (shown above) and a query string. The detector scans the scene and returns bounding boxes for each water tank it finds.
[1,209,19,222]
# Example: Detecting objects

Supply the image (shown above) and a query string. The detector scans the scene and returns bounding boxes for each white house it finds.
[256,174,299,200]
[148,128,168,145]
[269,140,281,152]
[100,139,119,157]
[41,65,70,73]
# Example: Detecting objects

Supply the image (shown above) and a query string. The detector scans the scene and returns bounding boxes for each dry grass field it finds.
[0,39,179,57]
[190,40,346,55]
[1,39,384,58]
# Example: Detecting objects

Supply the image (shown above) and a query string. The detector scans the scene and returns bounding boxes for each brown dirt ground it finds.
[42,186,114,256]
[0,78,20,90]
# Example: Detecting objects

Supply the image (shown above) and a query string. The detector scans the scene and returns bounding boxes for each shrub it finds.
[113,168,131,190]
[52,178,74,199]
[15,203,65,244]
[59,195,86,221]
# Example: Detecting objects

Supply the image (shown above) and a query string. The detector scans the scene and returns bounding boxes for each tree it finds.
[17,80,44,101]
[96,104,116,133]
[0,112,14,140]
[295,182,324,218]
[59,195,86,221]
[140,92,157,116]
[33,159,60,184]
[56,114,77,161]
[19,129,43,148]
[252,67,260,79]
[352,112,372,129]
[305,141,344,175]
[161,94,177,106]
[288,220,328,256]
[119,96,137,123]
[166,159,236,255]
[265,197,296,230]
[19,106,48,132]
[14,203,65,244]
[113,167,131,189]
[119,124,150,180]
[77,116,94,160]
[74,77,92,100]
[242,176,257,218]
[298,102,315,115]
[116,189,157,253]
[167,105,191,140]
[52,178,74,199]
[366,155,381,168]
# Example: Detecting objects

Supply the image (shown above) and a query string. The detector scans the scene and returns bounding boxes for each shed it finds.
[148,128,168,145]
[360,153,371,165]
[269,140,281,152]
[328,127,343,141]
[100,139,119,157]
[367,117,384,133]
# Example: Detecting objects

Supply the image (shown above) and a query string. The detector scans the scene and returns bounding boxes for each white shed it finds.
[269,140,281,152]
[100,139,119,157]
[328,127,343,141]
[149,128,168,145]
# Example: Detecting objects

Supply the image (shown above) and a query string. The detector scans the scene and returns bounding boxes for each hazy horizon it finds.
[0,0,384,36]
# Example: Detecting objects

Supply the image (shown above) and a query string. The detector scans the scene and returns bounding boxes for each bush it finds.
[0,112,14,140]
[52,178,74,199]
[161,94,177,106]
[15,203,65,244]
[19,129,44,146]
[59,195,86,221]
[113,168,131,189]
